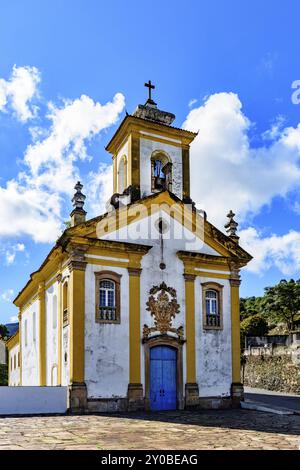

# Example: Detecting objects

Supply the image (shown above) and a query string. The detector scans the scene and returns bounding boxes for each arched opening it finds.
[151,151,172,192]
[118,155,127,193]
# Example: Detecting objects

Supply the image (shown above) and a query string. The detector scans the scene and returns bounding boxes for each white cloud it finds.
[9,315,18,322]
[87,164,113,217]
[183,92,300,229]
[25,92,125,188]
[0,65,40,121]
[1,289,14,302]
[262,115,286,141]
[4,243,25,265]
[188,98,198,108]
[0,67,125,243]
[240,227,300,276]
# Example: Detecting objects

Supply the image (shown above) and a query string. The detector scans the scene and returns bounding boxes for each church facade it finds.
[9,85,252,412]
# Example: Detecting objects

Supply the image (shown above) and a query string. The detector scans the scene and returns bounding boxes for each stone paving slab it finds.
[0,409,299,450]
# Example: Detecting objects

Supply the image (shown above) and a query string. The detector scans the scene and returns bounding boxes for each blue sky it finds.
[1,0,300,323]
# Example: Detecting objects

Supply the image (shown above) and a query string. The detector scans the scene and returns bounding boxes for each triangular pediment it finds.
[66,191,252,263]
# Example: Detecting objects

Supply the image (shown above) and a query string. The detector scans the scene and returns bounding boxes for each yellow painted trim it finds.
[128,269,141,384]
[195,271,231,280]
[231,282,241,383]
[128,134,132,186]
[57,277,62,385]
[69,268,85,383]
[85,257,129,268]
[87,247,129,258]
[140,132,184,149]
[184,276,196,383]
[131,132,140,188]
[45,276,58,291]
[6,331,19,350]
[106,115,197,155]
[18,312,22,385]
[38,282,46,386]
[113,153,117,193]
[20,294,38,315]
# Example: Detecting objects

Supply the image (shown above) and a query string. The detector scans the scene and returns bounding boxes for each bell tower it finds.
[105,82,197,207]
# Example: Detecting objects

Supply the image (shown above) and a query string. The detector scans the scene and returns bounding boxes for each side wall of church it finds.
[21,299,39,385]
[8,343,20,386]
[45,281,59,386]
[84,263,130,398]
[140,137,183,199]
[195,276,232,397]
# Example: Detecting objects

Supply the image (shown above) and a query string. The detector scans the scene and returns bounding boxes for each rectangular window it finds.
[95,272,121,324]
[202,283,223,330]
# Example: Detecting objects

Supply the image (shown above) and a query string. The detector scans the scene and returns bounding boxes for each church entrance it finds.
[149,346,177,411]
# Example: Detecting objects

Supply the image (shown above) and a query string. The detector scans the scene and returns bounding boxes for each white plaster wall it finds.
[103,208,218,255]
[0,387,67,415]
[8,344,20,386]
[61,265,70,386]
[21,299,39,385]
[195,276,232,397]
[140,136,183,199]
[45,282,59,386]
[103,211,229,396]
[85,264,129,398]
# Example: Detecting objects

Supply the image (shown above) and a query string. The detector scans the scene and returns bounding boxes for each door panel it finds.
[150,346,177,411]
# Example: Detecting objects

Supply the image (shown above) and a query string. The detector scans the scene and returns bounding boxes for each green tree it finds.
[261,279,300,332]
[240,296,263,320]
[0,324,8,339]
[240,314,268,336]
[240,314,269,349]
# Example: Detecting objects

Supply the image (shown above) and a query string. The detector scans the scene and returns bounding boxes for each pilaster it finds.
[230,262,243,404]
[38,282,46,386]
[67,245,88,412]
[183,273,199,407]
[127,266,144,410]
[56,273,62,386]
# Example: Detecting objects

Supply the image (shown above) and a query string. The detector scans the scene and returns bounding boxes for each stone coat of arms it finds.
[143,282,183,339]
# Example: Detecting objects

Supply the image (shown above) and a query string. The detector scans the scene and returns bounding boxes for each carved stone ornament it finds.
[143,282,183,340]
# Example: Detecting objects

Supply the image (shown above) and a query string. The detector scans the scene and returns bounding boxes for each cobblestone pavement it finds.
[0,410,300,450]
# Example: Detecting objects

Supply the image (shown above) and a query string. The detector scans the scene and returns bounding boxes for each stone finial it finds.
[225,210,239,243]
[70,181,87,227]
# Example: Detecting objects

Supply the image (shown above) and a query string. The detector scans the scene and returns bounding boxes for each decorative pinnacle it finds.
[225,210,239,242]
[72,181,86,213]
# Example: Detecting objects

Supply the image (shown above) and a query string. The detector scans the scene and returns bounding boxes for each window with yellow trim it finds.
[95,271,121,323]
[201,282,224,330]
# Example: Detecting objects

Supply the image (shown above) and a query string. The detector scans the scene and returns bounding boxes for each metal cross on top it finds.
[144,80,157,105]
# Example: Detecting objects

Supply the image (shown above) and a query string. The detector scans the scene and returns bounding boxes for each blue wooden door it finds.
[150,346,177,411]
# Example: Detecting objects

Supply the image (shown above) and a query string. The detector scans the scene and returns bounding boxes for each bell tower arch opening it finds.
[151,150,172,193]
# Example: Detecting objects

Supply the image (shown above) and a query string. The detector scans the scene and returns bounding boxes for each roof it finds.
[6,331,19,350]
[105,114,198,154]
